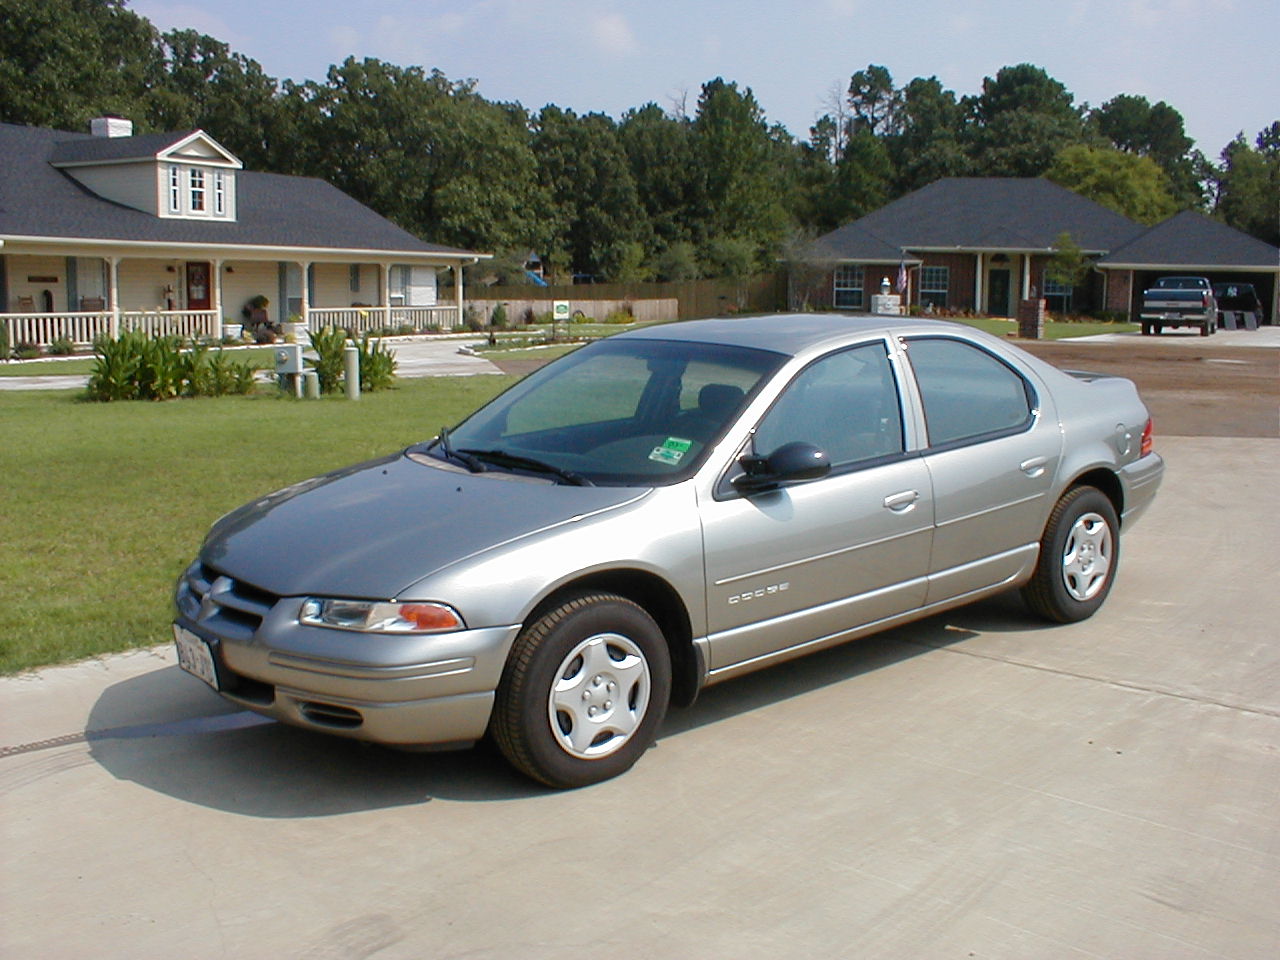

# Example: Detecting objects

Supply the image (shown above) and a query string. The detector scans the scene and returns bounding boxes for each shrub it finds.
[0,320,8,359]
[85,330,259,401]
[464,306,485,332]
[86,333,141,401]
[49,337,75,356]
[309,326,348,394]
[15,341,41,360]
[357,334,397,392]
[602,307,634,324]
[490,303,508,329]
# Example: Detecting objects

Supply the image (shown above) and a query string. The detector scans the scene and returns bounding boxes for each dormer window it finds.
[213,171,226,216]
[190,168,206,211]
[168,165,181,213]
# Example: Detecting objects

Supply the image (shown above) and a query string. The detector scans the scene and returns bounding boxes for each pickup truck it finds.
[1140,276,1217,336]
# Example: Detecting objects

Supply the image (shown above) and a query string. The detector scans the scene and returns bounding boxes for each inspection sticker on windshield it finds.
[649,437,693,465]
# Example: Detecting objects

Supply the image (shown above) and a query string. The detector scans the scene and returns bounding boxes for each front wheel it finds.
[1021,486,1119,623]
[492,592,671,788]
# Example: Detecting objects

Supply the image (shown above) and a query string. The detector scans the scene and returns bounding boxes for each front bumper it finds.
[174,563,521,746]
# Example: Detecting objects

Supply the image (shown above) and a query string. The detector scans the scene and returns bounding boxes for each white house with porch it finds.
[1,119,487,349]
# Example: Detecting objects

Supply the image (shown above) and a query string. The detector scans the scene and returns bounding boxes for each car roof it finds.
[617,313,975,357]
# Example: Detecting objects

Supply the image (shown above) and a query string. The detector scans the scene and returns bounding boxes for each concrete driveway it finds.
[3,434,1277,959]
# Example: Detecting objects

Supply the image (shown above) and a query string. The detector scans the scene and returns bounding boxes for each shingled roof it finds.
[811,177,1145,259]
[1099,210,1280,269]
[0,123,479,258]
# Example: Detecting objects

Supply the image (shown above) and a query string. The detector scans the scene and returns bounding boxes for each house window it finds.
[1043,272,1073,313]
[213,171,226,216]
[190,168,205,211]
[389,265,407,305]
[833,265,863,309]
[920,266,949,309]
[350,264,361,292]
[168,165,181,213]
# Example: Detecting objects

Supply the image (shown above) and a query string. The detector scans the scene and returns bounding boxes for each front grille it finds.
[178,562,279,641]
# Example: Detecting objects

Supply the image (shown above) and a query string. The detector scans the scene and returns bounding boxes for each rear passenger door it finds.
[901,336,1062,604]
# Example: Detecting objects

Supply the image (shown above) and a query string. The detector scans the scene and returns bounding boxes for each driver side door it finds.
[700,340,934,674]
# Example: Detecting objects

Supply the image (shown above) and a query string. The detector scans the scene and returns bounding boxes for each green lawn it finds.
[0,376,516,674]
[944,316,1138,339]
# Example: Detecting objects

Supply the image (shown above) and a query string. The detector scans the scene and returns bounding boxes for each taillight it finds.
[1140,418,1154,457]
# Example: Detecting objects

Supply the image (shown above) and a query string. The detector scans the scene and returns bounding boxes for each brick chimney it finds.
[90,117,134,138]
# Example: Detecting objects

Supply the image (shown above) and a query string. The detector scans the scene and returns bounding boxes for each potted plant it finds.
[283,312,308,341]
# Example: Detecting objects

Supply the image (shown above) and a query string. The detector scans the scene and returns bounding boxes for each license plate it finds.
[173,624,219,690]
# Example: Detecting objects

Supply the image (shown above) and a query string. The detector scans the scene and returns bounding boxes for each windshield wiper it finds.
[434,427,485,473]
[459,448,594,486]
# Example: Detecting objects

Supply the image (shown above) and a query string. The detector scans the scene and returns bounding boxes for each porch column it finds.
[107,256,121,338]
[297,260,311,327]
[381,262,393,332]
[974,254,984,315]
[454,262,464,330]
[1021,254,1032,299]
[212,258,223,339]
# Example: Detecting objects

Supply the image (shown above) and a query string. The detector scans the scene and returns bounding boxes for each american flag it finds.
[896,260,907,294]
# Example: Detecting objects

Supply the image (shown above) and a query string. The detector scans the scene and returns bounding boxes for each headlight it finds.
[299,598,464,634]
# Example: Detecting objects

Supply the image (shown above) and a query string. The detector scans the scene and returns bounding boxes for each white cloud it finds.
[591,13,637,54]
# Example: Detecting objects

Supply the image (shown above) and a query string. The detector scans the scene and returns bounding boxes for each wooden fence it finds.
[461,273,788,323]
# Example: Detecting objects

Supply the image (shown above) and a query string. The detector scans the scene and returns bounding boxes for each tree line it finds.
[2,0,1276,283]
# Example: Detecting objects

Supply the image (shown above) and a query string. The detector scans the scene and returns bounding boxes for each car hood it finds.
[200,452,649,598]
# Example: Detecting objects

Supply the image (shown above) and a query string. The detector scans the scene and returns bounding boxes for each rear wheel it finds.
[492,592,671,788]
[1021,486,1119,623]
[1200,320,1212,337]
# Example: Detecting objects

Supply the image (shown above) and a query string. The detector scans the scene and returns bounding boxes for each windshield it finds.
[424,337,785,485]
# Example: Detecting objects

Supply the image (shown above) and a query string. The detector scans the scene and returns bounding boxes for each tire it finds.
[1140,323,1151,336]
[1021,486,1120,624]
[1200,321,1211,337]
[1153,322,1164,335]
[492,592,671,788]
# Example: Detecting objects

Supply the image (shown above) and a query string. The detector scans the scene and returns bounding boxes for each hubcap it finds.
[1062,511,1112,602]
[548,632,650,759]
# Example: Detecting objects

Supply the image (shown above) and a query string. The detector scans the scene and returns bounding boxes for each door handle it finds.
[1020,456,1048,478]
[883,490,920,512]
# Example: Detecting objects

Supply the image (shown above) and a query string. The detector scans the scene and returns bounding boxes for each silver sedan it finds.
[174,314,1164,787]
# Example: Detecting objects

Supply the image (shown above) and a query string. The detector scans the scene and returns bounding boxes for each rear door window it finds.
[905,338,1035,448]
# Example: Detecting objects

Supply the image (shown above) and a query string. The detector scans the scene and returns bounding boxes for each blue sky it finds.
[131,0,1278,159]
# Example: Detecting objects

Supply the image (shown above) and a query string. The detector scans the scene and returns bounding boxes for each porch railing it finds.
[307,305,461,335]
[3,310,220,348]
[4,311,114,346]
[119,310,219,340]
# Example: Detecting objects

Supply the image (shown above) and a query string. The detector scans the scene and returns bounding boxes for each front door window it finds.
[186,262,211,310]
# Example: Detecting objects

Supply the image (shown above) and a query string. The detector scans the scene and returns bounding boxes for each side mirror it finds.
[733,441,830,492]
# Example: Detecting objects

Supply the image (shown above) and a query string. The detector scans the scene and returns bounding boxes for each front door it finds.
[987,269,1011,317]
[186,262,211,310]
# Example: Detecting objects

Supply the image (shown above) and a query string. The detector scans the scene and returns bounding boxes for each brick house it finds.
[794,178,1278,324]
